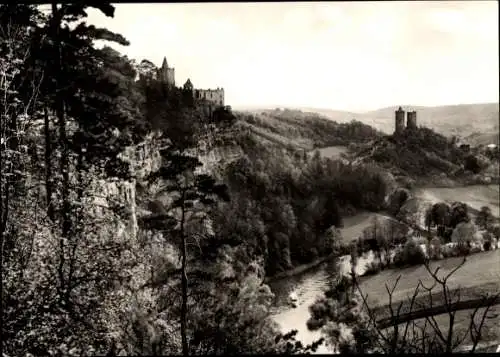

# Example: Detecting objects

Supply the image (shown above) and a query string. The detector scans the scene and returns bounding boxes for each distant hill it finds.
[358,103,499,139]
[237,103,499,143]
[464,131,499,147]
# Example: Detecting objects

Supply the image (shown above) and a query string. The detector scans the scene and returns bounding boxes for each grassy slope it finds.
[234,108,383,151]
[359,250,500,307]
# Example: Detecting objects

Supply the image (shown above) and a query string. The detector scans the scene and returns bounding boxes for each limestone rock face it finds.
[91,131,163,241]
[188,144,243,177]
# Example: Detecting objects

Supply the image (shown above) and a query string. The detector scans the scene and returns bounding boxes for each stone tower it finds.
[158,56,175,88]
[183,78,194,93]
[394,106,405,135]
[407,110,417,130]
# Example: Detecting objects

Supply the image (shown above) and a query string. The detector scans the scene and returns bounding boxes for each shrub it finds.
[387,188,411,216]
[483,240,492,251]
[393,239,427,267]
[491,225,500,239]
[469,244,482,254]
[363,261,381,276]
[457,242,471,256]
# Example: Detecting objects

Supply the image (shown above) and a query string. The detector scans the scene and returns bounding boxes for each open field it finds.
[359,250,500,307]
[339,212,392,243]
[315,145,349,160]
[414,185,500,217]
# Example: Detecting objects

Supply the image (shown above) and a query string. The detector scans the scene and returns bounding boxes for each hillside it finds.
[464,131,500,147]
[350,127,499,187]
[234,108,383,151]
[239,103,499,142]
[199,108,498,190]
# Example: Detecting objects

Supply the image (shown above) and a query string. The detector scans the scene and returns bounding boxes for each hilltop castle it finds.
[157,56,225,118]
[394,106,417,135]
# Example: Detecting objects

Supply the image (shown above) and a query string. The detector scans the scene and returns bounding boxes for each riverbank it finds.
[264,254,334,284]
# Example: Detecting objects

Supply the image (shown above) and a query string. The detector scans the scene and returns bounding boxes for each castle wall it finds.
[195,88,224,107]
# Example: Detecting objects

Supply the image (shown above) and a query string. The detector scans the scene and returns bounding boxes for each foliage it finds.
[221,130,390,276]
[492,225,500,239]
[387,188,411,216]
[464,154,482,174]
[393,239,427,268]
[449,201,470,228]
[475,206,494,231]
[451,222,476,245]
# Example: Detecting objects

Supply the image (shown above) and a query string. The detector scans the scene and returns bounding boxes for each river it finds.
[268,184,500,353]
[268,215,380,354]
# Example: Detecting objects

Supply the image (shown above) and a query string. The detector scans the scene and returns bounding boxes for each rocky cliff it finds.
[91,131,163,240]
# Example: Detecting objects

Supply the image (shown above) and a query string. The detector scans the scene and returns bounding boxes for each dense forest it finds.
[217,132,389,275]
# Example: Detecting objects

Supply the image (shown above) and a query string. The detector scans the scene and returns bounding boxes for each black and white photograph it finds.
[1,1,499,355]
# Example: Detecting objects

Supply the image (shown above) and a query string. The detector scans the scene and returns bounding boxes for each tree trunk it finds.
[44,105,54,220]
[51,2,70,239]
[51,2,71,302]
[180,190,189,356]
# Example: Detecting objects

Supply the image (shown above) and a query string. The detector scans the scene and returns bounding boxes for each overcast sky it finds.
[85,1,499,112]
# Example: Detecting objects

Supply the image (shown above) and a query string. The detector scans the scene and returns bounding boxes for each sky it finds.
[84,1,499,112]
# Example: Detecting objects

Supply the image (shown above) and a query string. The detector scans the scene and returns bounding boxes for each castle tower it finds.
[394,106,405,135]
[183,78,194,92]
[158,56,175,88]
[407,110,417,130]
